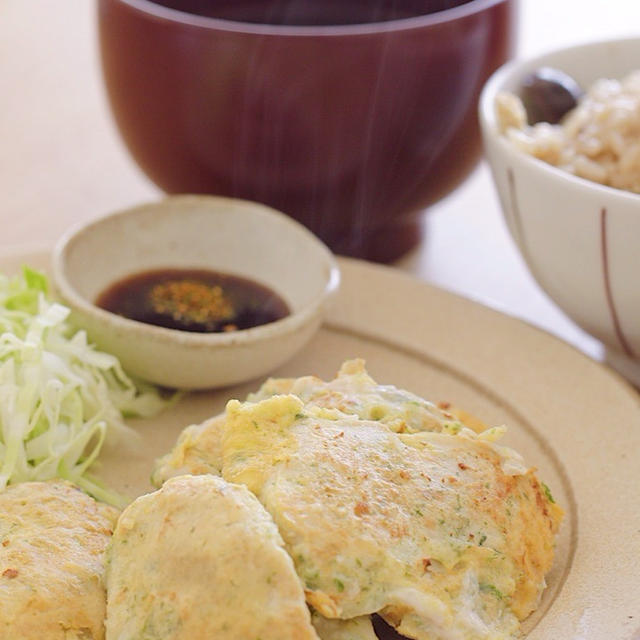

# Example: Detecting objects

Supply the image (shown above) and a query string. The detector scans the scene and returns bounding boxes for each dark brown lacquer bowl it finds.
[98,0,516,262]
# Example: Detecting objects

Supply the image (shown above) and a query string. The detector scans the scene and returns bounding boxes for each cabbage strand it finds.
[0,267,170,506]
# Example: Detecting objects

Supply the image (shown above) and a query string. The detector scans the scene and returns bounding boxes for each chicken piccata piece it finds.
[0,480,118,640]
[221,395,563,640]
[105,474,319,640]
[152,359,484,487]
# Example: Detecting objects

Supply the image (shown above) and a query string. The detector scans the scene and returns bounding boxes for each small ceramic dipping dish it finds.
[52,195,340,389]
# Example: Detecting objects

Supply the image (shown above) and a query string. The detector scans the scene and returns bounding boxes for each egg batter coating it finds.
[222,395,563,640]
[250,359,473,434]
[0,480,119,640]
[152,359,480,486]
[105,474,319,640]
[311,613,378,640]
[151,413,226,485]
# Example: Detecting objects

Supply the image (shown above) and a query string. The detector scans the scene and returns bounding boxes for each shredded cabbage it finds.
[0,266,170,507]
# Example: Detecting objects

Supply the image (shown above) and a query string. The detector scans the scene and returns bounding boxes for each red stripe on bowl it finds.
[600,207,635,358]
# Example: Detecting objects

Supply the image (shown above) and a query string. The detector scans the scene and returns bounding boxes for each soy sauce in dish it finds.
[96,268,290,333]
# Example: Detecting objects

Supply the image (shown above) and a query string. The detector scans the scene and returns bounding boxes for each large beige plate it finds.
[4,247,640,639]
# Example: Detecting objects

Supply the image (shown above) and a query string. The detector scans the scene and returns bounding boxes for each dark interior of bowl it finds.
[372,614,409,639]
[149,0,476,26]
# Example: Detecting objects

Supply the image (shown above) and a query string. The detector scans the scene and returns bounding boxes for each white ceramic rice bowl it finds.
[479,37,640,384]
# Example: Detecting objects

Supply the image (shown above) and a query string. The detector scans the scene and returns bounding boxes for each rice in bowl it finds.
[496,71,640,193]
